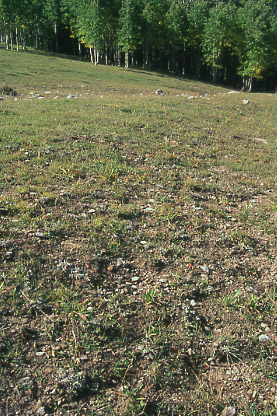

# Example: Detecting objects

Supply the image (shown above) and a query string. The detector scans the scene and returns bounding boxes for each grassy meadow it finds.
[0,49,276,416]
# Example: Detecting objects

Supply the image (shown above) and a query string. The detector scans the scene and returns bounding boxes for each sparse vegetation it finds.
[0,49,276,415]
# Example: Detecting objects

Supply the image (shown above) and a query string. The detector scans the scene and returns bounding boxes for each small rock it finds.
[35,232,45,238]
[259,334,270,344]
[107,264,116,272]
[19,377,34,389]
[5,251,14,260]
[58,371,90,398]
[37,407,46,416]
[253,137,268,144]
[116,258,125,267]
[200,265,209,274]
[156,89,165,95]
[221,407,236,416]
[144,207,155,212]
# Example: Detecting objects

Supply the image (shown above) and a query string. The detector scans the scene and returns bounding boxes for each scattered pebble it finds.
[19,377,34,389]
[37,407,46,416]
[221,407,236,416]
[144,207,155,212]
[116,258,125,267]
[200,265,209,274]
[35,232,45,238]
[253,137,268,144]
[259,334,270,344]
[156,89,165,95]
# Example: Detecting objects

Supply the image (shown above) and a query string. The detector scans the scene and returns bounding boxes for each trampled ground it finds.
[0,49,276,416]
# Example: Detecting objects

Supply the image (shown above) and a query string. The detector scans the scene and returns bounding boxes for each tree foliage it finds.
[0,0,276,90]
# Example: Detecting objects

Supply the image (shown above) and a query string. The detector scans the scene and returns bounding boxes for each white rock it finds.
[253,137,268,144]
[200,265,209,274]
[259,334,270,343]
[37,407,46,416]
[145,207,155,212]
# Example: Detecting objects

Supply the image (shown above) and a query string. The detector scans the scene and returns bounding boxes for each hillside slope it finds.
[0,50,276,416]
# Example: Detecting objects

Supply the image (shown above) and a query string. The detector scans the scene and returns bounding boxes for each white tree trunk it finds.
[89,47,93,63]
[242,76,253,92]
[94,43,97,64]
[125,49,129,68]
[16,27,19,51]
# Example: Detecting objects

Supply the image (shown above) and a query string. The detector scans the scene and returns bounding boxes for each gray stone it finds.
[253,137,268,144]
[35,232,45,238]
[116,258,125,267]
[221,407,236,416]
[200,265,209,274]
[144,207,155,212]
[156,89,165,95]
[259,334,270,344]
[19,377,34,389]
[37,407,46,416]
